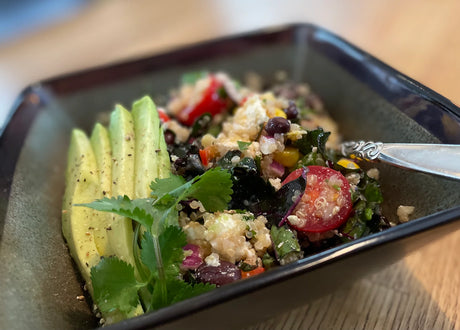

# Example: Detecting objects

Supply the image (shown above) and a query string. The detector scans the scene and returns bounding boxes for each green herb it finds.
[90,257,142,314]
[340,172,384,240]
[262,253,276,269]
[242,214,255,221]
[293,128,331,158]
[270,226,303,265]
[79,168,233,318]
[237,141,252,151]
[238,261,257,272]
[296,151,326,168]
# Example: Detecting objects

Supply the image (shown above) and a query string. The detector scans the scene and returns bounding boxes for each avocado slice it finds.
[89,123,112,256]
[63,98,172,322]
[62,129,102,294]
[132,96,161,199]
[107,105,136,265]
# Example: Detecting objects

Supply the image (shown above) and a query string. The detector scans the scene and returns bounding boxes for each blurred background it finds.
[0,1,459,329]
[1,0,460,129]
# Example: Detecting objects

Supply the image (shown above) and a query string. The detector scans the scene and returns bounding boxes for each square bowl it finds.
[1,23,459,330]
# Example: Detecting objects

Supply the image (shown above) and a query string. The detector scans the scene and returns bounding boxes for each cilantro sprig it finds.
[79,168,232,317]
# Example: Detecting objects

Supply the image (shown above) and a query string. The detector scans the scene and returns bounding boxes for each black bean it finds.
[284,101,299,119]
[265,117,290,136]
[196,261,241,286]
[164,129,176,145]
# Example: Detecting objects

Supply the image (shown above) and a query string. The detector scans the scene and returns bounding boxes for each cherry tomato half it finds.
[282,166,352,233]
[177,76,230,126]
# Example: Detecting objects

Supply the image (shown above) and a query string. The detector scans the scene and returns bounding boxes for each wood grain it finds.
[0,1,458,329]
[247,230,459,330]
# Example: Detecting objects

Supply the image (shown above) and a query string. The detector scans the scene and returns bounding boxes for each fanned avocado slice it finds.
[132,96,161,199]
[63,97,172,323]
[62,129,102,294]
[107,104,136,265]
[89,123,112,256]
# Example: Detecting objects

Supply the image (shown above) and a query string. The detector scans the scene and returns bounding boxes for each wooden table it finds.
[0,1,458,329]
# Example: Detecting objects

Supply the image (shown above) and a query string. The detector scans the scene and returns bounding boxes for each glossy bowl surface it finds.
[1,23,459,330]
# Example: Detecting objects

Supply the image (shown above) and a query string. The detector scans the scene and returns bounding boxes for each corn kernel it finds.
[337,158,360,169]
[273,147,300,168]
[273,108,287,119]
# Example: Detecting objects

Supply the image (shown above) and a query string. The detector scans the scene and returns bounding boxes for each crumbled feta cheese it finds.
[182,211,271,264]
[397,205,415,222]
[205,253,221,267]
[346,172,361,185]
[269,178,282,190]
[367,168,380,180]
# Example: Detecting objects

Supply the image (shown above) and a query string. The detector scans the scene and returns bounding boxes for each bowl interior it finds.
[1,24,459,329]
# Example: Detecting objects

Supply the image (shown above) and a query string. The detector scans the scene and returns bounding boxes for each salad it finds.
[62,71,391,325]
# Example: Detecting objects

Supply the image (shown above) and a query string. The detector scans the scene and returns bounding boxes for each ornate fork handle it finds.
[340,141,460,181]
[341,141,384,160]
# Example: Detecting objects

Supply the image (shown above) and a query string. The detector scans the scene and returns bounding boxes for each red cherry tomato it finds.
[177,76,230,126]
[283,166,352,233]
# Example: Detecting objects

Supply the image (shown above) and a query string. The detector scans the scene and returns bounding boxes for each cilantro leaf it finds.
[150,175,187,199]
[77,196,156,229]
[170,281,216,304]
[82,167,232,316]
[150,278,215,310]
[237,141,252,151]
[91,257,143,315]
[140,226,187,279]
[187,168,233,212]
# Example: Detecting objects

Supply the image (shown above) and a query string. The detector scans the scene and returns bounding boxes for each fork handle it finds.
[341,141,460,181]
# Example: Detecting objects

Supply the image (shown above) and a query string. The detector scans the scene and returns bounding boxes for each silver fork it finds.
[340,141,460,181]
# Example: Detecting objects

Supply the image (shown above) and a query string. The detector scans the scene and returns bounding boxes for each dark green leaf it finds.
[140,227,186,279]
[150,175,187,199]
[341,213,368,240]
[91,257,142,315]
[170,281,216,304]
[150,278,215,310]
[293,128,331,157]
[296,151,326,168]
[187,168,233,212]
[77,196,156,229]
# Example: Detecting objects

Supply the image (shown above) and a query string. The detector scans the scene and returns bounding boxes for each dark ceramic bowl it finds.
[1,24,459,330]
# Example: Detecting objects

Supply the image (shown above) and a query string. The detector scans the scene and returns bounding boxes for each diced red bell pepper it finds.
[158,108,170,123]
[177,76,230,126]
[241,266,265,279]
[199,149,210,167]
